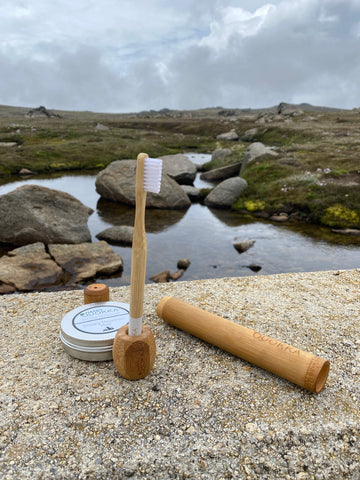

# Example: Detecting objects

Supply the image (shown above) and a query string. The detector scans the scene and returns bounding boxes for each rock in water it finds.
[177,258,191,270]
[169,270,184,280]
[200,163,241,181]
[149,270,171,283]
[233,240,255,253]
[0,185,93,246]
[181,185,201,201]
[95,160,190,209]
[96,226,134,245]
[160,154,197,185]
[205,177,248,208]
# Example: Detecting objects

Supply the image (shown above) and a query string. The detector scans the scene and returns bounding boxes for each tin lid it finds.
[60,301,129,360]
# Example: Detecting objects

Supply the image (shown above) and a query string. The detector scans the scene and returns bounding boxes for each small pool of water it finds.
[1,153,359,287]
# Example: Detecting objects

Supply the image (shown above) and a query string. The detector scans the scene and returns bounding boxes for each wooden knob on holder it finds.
[84,283,110,304]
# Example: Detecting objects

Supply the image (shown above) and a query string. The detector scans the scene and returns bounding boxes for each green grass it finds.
[0,113,223,175]
[253,126,317,146]
[228,111,360,227]
[0,104,359,228]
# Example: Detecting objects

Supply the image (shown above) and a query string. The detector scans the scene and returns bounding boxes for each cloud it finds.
[200,4,277,50]
[0,45,125,111]
[159,0,360,110]
[0,0,359,111]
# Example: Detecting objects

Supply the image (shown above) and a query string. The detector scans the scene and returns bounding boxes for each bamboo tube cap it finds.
[84,283,110,304]
[305,358,330,393]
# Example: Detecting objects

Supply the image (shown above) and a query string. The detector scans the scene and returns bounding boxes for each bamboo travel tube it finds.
[157,296,330,393]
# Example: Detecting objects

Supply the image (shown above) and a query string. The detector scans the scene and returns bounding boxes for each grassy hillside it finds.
[0,104,359,228]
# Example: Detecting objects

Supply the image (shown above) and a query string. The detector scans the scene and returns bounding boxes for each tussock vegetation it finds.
[0,107,219,177]
[0,104,359,229]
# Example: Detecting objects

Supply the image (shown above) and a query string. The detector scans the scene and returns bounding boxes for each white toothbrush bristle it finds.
[143,157,163,193]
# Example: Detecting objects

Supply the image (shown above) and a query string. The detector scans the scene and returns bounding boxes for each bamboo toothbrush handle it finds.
[130,153,148,321]
[157,296,330,393]
[112,152,157,380]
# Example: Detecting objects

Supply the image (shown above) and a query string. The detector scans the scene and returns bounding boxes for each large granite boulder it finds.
[25,105,61,119]
[160,154,197,185]
[205,177,248,208]
[240,142,278,174]
[0,243,63,292]
[95,160,190,209]
[0,185,93,246]
[48,241,123,283]
[277,102,304,116]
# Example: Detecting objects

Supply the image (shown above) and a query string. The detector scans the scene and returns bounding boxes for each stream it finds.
[1,153,359,287]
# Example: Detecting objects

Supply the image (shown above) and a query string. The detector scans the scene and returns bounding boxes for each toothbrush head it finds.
[143,157,163,194]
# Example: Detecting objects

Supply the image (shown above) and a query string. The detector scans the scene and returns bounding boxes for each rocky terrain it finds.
[0,102,359,293]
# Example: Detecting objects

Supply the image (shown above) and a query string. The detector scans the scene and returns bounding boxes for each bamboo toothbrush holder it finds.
[112,325,156,380]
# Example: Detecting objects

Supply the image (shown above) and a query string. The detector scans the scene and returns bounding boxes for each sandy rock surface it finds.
[0,269,359,479]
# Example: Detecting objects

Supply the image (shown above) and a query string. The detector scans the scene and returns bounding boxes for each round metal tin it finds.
[60,301,129,361]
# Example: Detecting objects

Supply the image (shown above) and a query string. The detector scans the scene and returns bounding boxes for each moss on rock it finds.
[321,204,360,228]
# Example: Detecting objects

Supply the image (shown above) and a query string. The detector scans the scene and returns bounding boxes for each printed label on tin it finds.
[73,305,129,334]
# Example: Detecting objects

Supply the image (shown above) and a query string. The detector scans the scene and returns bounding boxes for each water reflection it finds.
[208,205,360,247]
[207,206,253,227]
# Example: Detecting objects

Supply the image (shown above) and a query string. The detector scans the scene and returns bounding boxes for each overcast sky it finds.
[0,0,359,113]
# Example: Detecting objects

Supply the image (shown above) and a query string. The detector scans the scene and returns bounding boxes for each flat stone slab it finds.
[48,241,123,282]
[0,142,17,147]
[200,162,241,181]
[0,241,124,291]
[0,269,359,479]
[0,242,63,291]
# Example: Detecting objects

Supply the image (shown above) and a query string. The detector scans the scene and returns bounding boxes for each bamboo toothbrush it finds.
[113,152,162,380]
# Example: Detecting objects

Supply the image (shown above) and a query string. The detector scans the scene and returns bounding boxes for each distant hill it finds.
[247,102,344,114]
[0,101,348,120]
